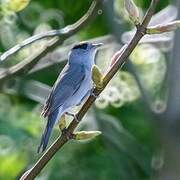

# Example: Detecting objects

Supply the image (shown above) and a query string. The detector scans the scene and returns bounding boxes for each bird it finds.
[37,42,103,153]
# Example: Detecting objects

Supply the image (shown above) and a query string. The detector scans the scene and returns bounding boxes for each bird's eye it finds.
[73,43,88,50]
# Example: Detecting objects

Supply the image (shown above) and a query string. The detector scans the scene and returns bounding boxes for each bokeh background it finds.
[0,0,180,179]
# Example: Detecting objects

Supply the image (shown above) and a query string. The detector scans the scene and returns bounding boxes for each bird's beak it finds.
[92,43,103,48]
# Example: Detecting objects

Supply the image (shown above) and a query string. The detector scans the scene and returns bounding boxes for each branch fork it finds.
[17,0,160,179]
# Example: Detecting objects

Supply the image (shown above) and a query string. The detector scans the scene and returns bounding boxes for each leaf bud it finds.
[92,65,104,90]
[147,20,180,34]
[74,131,102,140]
[124,0,140,25]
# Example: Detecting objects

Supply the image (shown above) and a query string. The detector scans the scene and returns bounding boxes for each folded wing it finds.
[41,64,86,117]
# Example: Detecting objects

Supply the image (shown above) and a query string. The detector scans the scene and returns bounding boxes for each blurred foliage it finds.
[0,0,173,179]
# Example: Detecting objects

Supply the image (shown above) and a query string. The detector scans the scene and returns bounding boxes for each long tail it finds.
[37,108,60,153]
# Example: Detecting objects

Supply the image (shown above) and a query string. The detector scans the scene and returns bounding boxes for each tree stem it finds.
[20,0,159,179]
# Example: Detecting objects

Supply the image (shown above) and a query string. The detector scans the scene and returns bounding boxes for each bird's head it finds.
[69,42,103,66]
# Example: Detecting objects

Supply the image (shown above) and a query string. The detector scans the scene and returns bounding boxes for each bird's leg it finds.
[65,112,79,122]
[90,88,99,99]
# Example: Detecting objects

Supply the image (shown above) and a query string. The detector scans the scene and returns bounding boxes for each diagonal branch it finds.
[0,0,102,85]
[20,0,159,179]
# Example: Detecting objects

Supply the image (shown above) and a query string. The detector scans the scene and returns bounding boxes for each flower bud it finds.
[110,44,128,67]
[74,131,102,140]
[6,0,30,12]
[147,20,180,34]
[92,65,104,90]
[124,0,140,25]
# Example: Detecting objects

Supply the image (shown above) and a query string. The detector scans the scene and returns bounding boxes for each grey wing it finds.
[41,64,86,117]
[41,64,69,117]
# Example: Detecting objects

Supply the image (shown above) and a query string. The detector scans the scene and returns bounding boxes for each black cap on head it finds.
[72,42,88,50]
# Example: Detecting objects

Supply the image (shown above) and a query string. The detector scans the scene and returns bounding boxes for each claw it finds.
[90,88,99,99]
[61,128,73,140]
[91,92,99,98]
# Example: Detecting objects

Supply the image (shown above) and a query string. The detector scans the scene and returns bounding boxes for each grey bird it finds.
[38,42,102,153]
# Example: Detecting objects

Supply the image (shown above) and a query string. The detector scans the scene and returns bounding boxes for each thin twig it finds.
[142,0,158,28]
[0,0,102,86]
[0,0,100,62]
[20,0,159,179]
[29,35,114,73]
[0,31,61,62]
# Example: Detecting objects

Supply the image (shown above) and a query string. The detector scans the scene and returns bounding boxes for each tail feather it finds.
[37,109,60,153]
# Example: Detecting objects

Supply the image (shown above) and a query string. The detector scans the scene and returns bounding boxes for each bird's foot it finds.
[61,128,73,140]
[65,112,79,122]
[91,92,99,98]
[90,88,99,99]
